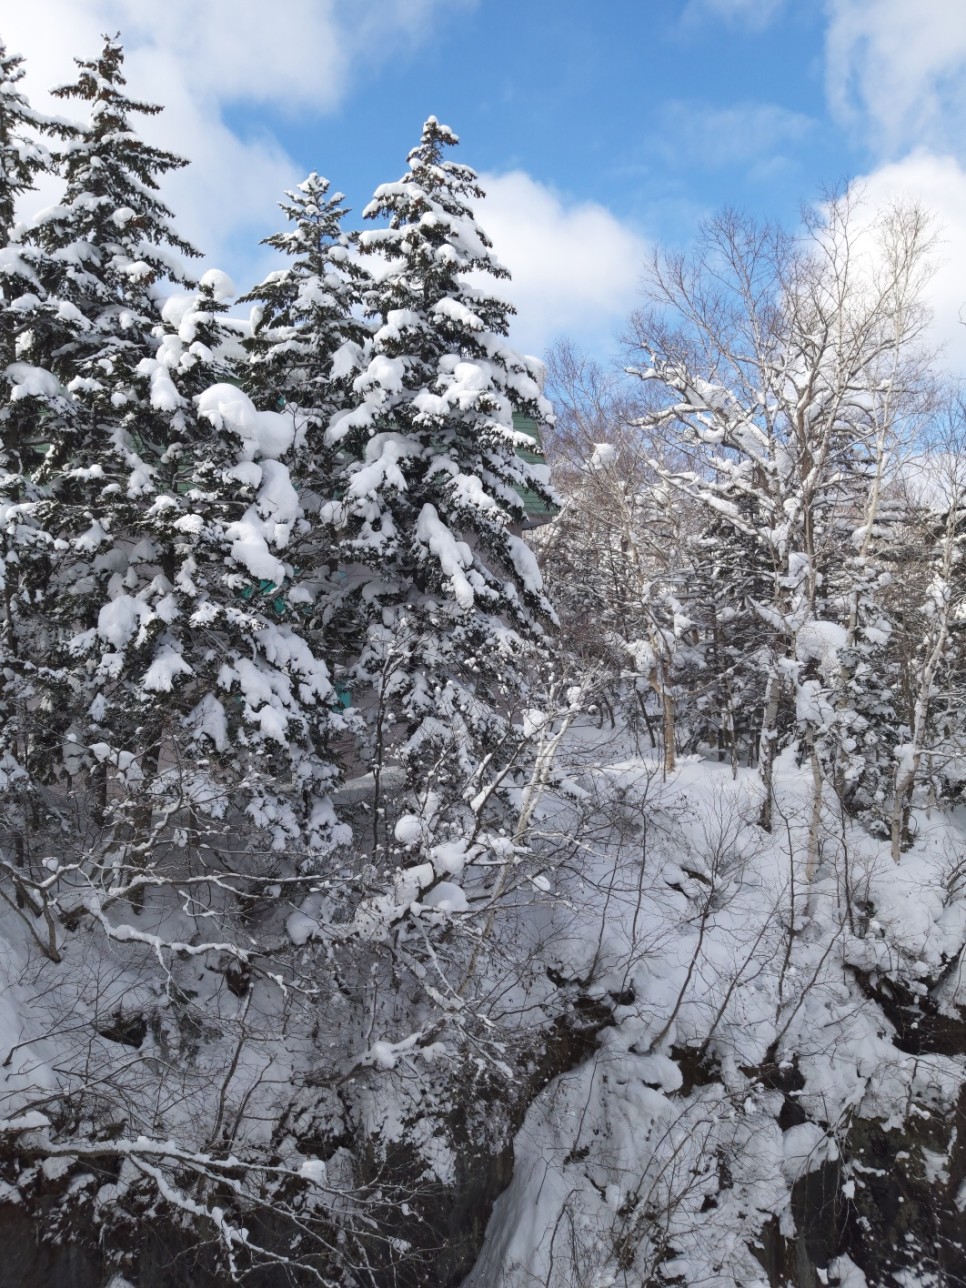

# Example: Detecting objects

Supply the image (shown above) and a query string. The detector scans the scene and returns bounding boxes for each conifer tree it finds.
[239,174,369,668]
[0,41,69,814]
[119,289,345,861]
[1,35,201,802]
[3,38,344,868]
[0,41,47,242]
[0,39,63,517]
[241,171,366,424]
[35,34,198,368]
[329,116,557,781]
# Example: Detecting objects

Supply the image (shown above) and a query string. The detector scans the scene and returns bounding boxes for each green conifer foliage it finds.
[329,117,557,778]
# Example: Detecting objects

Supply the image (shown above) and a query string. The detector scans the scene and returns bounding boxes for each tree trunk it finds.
[758,667,782,832]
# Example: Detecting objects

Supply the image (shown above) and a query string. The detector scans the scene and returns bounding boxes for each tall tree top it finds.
[52,33,162,130]
[359,115,512,339]
[0,39,56,243]
[25,33,199,406]
[332,115,555,640]
[41,33,198,276]
[240,171,366,418]
[400,116,485,214]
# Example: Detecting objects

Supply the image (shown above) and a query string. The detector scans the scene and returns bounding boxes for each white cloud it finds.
[822,5,966,376]
[825,0,966,155]
[6,1,471,112]
[4,1,470,277]
[475,171,649,360]
[848,152,966,375]
[655,100,814,169]
[4,4,645,361]
[682,0,785,30]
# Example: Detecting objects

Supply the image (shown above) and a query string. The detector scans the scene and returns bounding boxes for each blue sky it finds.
[243,1,833,237]
[9,1,966,370]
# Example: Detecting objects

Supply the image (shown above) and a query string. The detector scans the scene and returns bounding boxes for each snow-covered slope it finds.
[463,736,966,1288]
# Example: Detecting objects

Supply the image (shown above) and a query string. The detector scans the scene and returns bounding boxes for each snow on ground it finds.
[464,724,966,1287]
[2,713,965,1284]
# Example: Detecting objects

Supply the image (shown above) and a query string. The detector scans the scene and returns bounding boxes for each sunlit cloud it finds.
[476,171,649,360]
[4,1,473,276]
[825,0,966,156]
[846,153,966,375]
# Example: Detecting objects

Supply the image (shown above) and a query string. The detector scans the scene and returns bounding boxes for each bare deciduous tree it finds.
[626,191,936,830]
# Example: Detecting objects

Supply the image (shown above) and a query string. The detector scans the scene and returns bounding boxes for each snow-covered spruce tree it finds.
[327,116,556,788]
[0,38,57,360]
[0,41,44,235]
[6,32,347,875]
[0,303,405,1284]
[29,35,198,400]
[0,37,68,471]
[0,43,371,1283]
[0,35,59,538]
[0,34,201,820]
[0,40,73,862]
[2,37,346,891]
[88,273,348,869]
[0,38,85,512]
[0,37,56,639]
[238,172,370,666]
[627,197,934,832]
[240,171,367,419]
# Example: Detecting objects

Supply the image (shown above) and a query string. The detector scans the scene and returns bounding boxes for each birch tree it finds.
[626,194,934,830]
